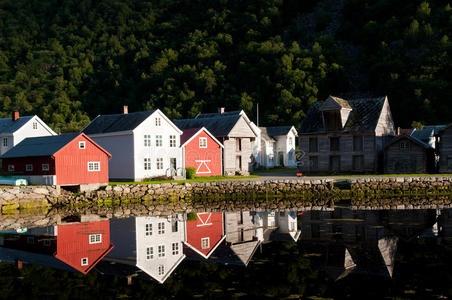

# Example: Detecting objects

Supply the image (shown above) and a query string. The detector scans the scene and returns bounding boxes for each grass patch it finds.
[109,175,260,186]
[253,168,298,173]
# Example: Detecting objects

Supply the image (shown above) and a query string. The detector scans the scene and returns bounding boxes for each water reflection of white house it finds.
[252,211,301,242]
[106,215,186,284]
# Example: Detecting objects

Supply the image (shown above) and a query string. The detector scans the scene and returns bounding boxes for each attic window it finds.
[79,141,86,149]
[201,237,210,249]
[155,118,161,126]
[323,111,342,131]
[3,138,7,147]
[158,265,164,275]
[81,258,88,266]
[399,141,410,151]
[199,137,207,148]
[288,137,293,146]
[32,122,38,130]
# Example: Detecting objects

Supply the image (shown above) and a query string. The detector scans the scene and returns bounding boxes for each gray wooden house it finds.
[298,96,396,174]
[438,123,452,173]
[175,109,258,175]
[384,135,434,174]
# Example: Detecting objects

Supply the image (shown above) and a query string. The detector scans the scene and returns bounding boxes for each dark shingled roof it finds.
[196,110,242,119]
[82,110,157,134]
[1,133,79,158]
[180,128,202,145]
[0,116,34,134]
[411,125,445,142]
[259,127,276,142]
[174,115,241,138]
[264,126,295,137]
[384,134,431,149]
[300,97,387,134]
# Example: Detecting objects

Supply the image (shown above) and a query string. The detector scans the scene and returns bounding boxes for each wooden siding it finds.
[224,211,256,243]
[2,156,56,175]
[185,212,223,257]
[183,130,222,176]
[223,137,253,175]
[439,126,452,173]
[229,116,256,138]
[298,133,377,173]
[54,134,109,185]
[384,139,429,174]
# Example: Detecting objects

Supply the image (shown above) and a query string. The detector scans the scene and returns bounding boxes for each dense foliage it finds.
[0,0,450,132]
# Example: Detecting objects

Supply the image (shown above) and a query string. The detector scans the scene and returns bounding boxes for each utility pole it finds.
[256,103,259,127]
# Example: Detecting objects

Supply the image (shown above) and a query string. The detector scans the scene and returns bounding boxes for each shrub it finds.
[187,212,197,222]
[185,167,196,179]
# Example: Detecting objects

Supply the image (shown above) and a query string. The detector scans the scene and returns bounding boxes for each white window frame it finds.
[158,245,165,258]
[32,122,38,129]
[172,242,179,255]
[158,222,165,234]
[88,161,100,172]
[42,164,49,171]
[146,247,154,260]
[8,164,15,172]
[145,223,152,236]
[89,233,102,244]
[3,137,8,147]
[288,137,293,146]
[156,158,163,170]
[25,164,33,172]
[201,237,210,249]
[144,158,151,170]
[199,137,207,148]
[81,257,88,266]
[79,141,86,149]
[156,135,162,147]
[158,265,164,275]
[155,117,161,126]
[169,135,176,147]
[144,134,151,147]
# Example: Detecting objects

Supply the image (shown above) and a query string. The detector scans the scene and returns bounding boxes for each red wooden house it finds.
[0,220,113,274]
[180,127,223,176]
[0,133,111,186]
[184,212,225,259]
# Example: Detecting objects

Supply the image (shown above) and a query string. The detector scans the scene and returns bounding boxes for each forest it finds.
[0,0,450,132]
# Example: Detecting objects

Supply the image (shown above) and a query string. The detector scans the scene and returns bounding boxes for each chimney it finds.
[127,275,133,285]
[397,127,401,136]
[218,107,225,114]
[16,259,23,270]
[12,111,19,121]
[123,105,128,114]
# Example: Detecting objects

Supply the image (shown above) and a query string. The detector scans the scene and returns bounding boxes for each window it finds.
[288,151,294,161]
[42,164,50,171]
[172,243,179,255]
[8,164,15,172]
[146,247,153,260]
[199,137,207,148]
[156,158,163,169]
[353,136,363,151]
[89,234,102,244]
[399,141,410,151]
[81,258,88,266]
[156,135,162,147]
[309,137,318,152]
[79,141,86,149]
[169,135,176,147]
[158,222,165,234]
[329,155,341,172]
[27,237,34,244]
[43,239,51,246]
[144,134,151,147]
[145,223,152,236]
[353,155,364,171]
[288,137,293,146]
[32,122,38,129]
[201,237,210,249]
[88,162,100,171]
[158,245,165,258]
[236,139,242,151]
[2,137,7,147]
[144,158,151,170]
[330,137,340,151]
[25,164,33,171]
[155,118,161,126]
[158,265,164,275]
[309,156,318,170]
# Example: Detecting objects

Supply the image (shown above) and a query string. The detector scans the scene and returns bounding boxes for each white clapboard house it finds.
[82,107,183,181]
[105,215,186,284]
[258,126,298,168]
[0,111,56,155]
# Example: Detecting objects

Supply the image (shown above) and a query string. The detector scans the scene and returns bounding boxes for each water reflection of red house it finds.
[184,212,225,259]
[0,220,113,274]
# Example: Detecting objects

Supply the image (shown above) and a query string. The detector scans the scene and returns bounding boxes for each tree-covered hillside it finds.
[0,0,450,132]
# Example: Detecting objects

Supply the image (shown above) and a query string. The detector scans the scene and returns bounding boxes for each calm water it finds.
[0,206,451,299]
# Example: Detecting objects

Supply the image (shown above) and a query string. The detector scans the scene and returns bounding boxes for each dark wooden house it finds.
[298,96,396,174]
[384,135,434,174]
[438,123,452,173]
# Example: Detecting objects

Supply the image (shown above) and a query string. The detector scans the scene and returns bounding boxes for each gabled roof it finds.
[175,115,242,138]
[384,134,431,149]
[438,123,452,135]
[82,110,157,134]
[320,96,352,110]
[259,127,276,142]
[180,127,224,148]
[411,125,446,141]
[0,133,111,158]
[0,115,56,136]
[205,240,260,266]
[196,110,243,119]
[263,126,298,137]
[300,96,387,134]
